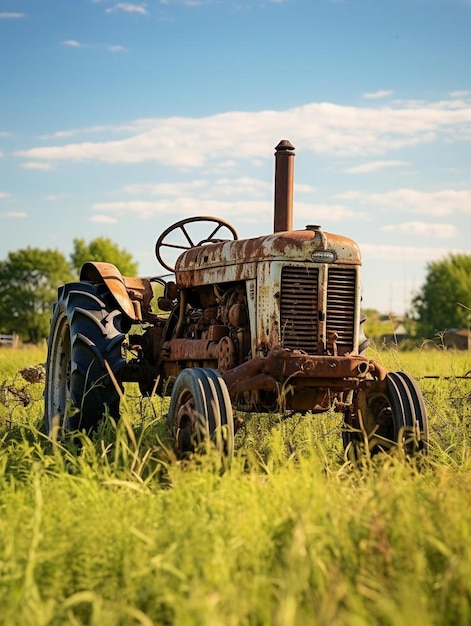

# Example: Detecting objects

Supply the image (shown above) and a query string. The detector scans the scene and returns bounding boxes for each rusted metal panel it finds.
[256,261,282,353]
[80,261,153,321]
[280,265,320,354]
[221,349,386,397]
[176,259,258,290]
[274,140,295,233]
[174,228,361,288]
[251,260,361,357]
[245,278,258,357]
[325,266,361,355]
[161,338,220,362]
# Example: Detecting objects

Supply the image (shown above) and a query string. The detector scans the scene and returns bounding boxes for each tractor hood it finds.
[175,226,361,287]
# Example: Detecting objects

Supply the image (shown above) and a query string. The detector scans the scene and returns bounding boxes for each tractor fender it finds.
[80,261,147,321]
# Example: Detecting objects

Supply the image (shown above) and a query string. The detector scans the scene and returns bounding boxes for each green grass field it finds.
[0,345,470,625]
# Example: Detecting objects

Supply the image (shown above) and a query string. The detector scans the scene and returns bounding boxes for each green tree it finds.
[0,248,74,343]
[71,237,138,276]
[412,253,471,338]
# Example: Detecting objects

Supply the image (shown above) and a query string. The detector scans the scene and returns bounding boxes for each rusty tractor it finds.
[44,140,429,458]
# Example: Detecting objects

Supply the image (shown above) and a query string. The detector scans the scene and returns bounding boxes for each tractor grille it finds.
[280,266,319,353]
[326,268,356,353]
[280,265,356,354]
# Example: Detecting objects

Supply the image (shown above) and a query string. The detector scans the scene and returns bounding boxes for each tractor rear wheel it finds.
[167,368,234,459]
[44,282,130,436]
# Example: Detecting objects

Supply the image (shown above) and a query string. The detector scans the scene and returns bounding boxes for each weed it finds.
[1,346,471,625]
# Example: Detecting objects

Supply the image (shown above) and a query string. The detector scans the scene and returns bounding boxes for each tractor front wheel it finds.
[167,368,234,459]
[345,371,428,457]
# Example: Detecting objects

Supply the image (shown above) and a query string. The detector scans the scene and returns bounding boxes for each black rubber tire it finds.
[344,371,428,457]
[387,371,428,453]
[44,281,130,435]
[167,368,234,459]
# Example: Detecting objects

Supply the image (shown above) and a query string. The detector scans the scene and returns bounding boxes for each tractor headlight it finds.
[311,250,336,263]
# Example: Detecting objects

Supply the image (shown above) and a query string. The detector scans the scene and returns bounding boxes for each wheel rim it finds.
[45,311,71,433]
[175,390,200,454]
[367,390,395,444]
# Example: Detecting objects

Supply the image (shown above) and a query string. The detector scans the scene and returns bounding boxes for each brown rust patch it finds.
[80,261,153,321]
[175,229,361,287]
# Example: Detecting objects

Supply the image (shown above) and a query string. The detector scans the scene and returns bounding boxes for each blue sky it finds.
[1,0,470,315]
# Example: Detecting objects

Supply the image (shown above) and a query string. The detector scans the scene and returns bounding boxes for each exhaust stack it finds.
[273,139,295,233]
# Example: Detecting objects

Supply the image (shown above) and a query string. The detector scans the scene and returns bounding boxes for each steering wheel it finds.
[155,216,238,272]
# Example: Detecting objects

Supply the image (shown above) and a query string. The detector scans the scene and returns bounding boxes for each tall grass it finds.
[0,345,470,625]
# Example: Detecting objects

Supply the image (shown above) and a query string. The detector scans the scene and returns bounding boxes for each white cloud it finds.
[62,40,83,48]
[449,90,470,98]
[91,196,366,224]
[121,180,207,196]
[61,40,126,54]
[337,188,471,216]
[119,178,273,199]
[296,203,367,222]
[344,160,409,174]
[96,177,330,231]
[1,212,27,219]
[40,126,109,140]
[90,215,118,223]
[0,151,3,158]
[363,90,394,100]
[207,178,272,198]
[0,192,12,200]
[91,198,273,220]
[296,183,317,193]
[0,132,12,137]
[158,0,239,4]
[15,97,471,169]
[21,161,54,170]
[105,3,148,14]
[381,221,459,239]
[0,12,25,19]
